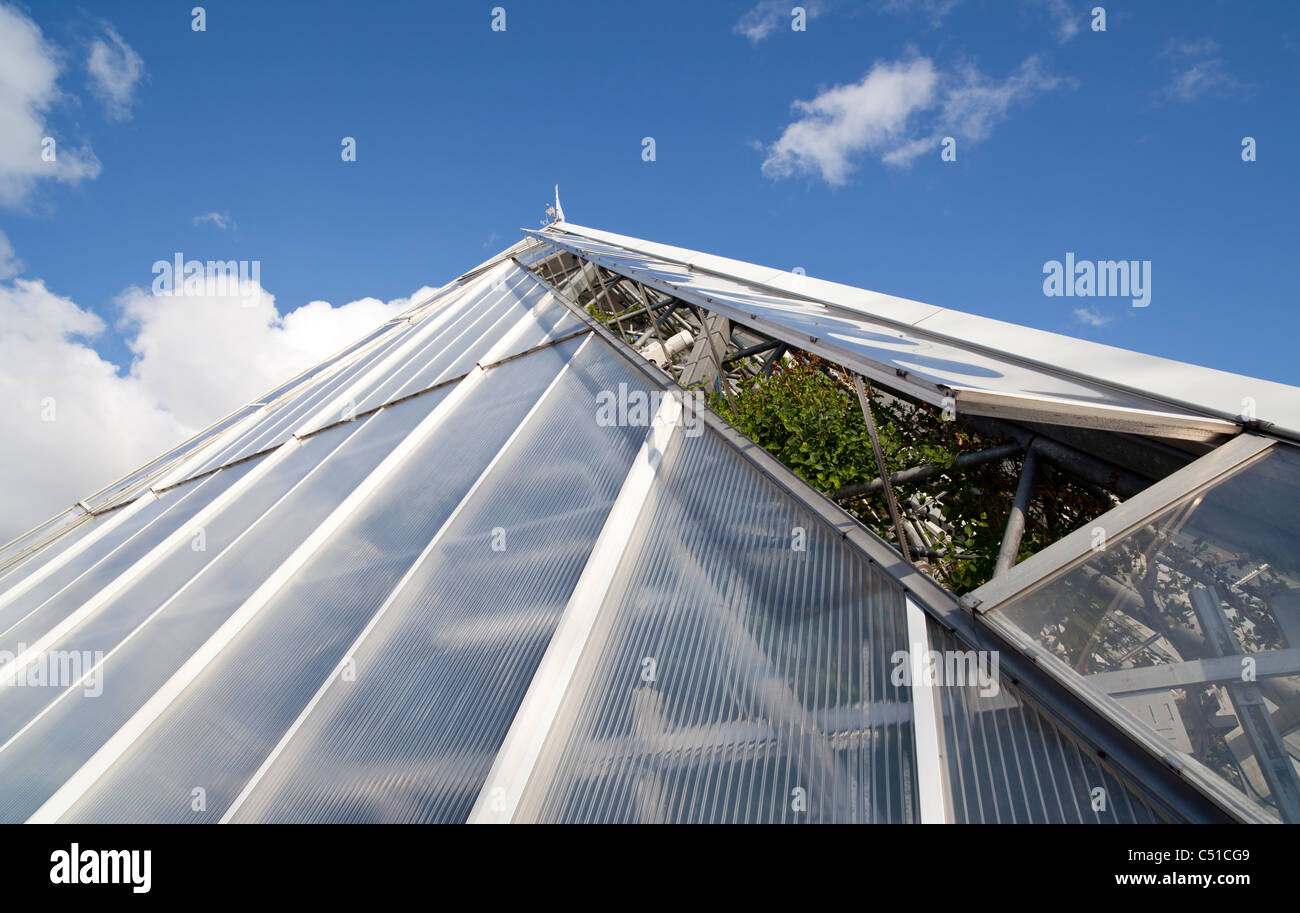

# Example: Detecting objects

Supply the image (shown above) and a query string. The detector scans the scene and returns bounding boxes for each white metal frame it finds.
[905,597,952,823]
[968,431,1275,613]
[543,221,1298,440]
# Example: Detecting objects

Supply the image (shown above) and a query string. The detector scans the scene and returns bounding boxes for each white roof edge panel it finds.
[544,222,1299,440]
[527,227,1240,441]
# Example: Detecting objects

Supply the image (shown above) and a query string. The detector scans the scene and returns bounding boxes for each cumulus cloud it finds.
[0,241,436,540]
[0,278,185,540]
[0,3,101,207]
[1158,38,1246,102]
[192,211,233,230]
[0,230,21,279]
[734,0,826,43]
[86,24,145,122]
[761,54,1071,184]
[115,280,424,429]
[1072,307,1112,328]
[761,57,937,184]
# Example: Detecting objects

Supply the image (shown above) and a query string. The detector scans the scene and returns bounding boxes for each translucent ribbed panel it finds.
[226,339,643,823]
[0,397,445,822]
[343,282,525,418]
[81,403,266,513]
[0,325,410,570]
[494,290,585,355]
[251,321,401,407]
[0,511,103,598]
[350,286,517,410]
[353,270,559,416]
[176,316,436,480]
[0,468,250,656]
[65,341,602,822]
[0,471,259,753]
[0,508,95,578]
[520,424,918,824]
[157,322,406,486]
[925,621,1169,823]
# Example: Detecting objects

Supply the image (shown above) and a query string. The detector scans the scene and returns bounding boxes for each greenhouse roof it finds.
[0,222,1296,823]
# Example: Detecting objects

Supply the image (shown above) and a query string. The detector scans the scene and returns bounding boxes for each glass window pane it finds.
[989,443,1300,822]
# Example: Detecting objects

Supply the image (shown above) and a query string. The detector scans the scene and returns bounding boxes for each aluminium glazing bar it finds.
[468,392,684,824]
[905,597,952,823]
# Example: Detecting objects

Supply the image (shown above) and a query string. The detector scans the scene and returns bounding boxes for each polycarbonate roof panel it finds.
[0,467,250,659]
[0,408,422,821]
[68,338,639,822]
[79,320,413,513]
[925,618,1169,823]
[175,309,453,478]
[515,418,918,824]
[224,338,643,823]
[534,223,1272,441]
[0,507,97,584]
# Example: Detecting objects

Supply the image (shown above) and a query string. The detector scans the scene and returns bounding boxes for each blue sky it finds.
[1,0,1298,535]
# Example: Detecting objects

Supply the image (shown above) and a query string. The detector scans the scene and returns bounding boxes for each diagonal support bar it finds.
[853,375,912,567]
[994,442,1040,577]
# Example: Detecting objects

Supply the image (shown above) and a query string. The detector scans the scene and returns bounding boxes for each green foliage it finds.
[709,357,879,492]
[712,355,1110,594]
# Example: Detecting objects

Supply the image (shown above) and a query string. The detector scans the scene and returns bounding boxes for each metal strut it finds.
[852,375,912,567]
[994,441,1040,577]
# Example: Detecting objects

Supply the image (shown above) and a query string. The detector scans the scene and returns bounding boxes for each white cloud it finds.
[0,2,101,207]
[762,57,938,184]
[1165,61,1239,101]
[761,55,1070,184]
[0,241,436,540]
[875,0,962,28]
[115,281,424,430]
[1026,0,1080,43]
[86,24,144,122]
[1163,38,1220,58]
[0,230,21,279]
[734,0,826,44]
[1072,307,1112,328]
[0,277,185,541]
[192,211,233,230]
[1158,38,1245,102]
